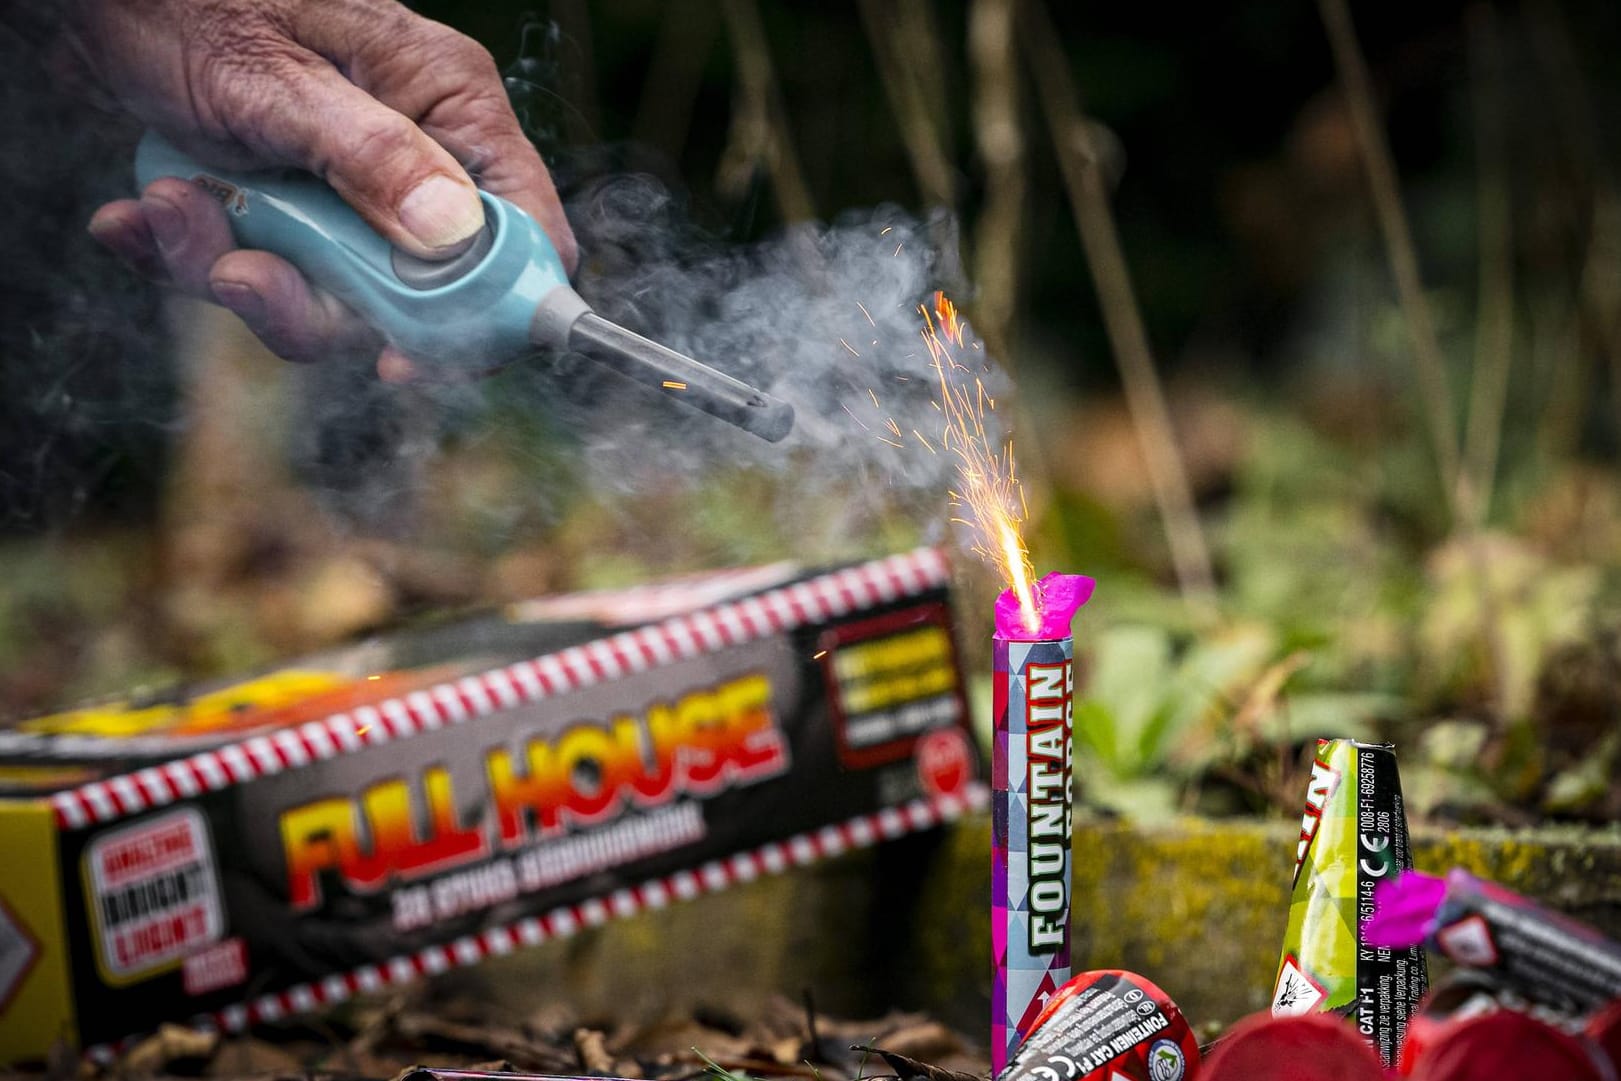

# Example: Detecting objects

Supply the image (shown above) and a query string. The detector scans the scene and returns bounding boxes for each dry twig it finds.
[1315,0,1463,498]
[1316,0,1513,720]
[967,0,1025,362]
[550,0,600,144]
[857,0,957,209]
[851,1044,982,1081]
[1463,5,1514,527]
[1017,0,1219,622]
[632,3,718,160]
[1524,0,1621,456]
[717,0,815,223]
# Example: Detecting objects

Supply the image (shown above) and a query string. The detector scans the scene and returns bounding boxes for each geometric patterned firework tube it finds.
[992,633,1075,1073]
[1272,737,1426,1068]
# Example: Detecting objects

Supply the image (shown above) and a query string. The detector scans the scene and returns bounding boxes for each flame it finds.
[999,519,1037,630]
[921,291,1040,633]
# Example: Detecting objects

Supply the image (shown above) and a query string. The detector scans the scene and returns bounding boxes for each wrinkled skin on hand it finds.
[70,0,576,379]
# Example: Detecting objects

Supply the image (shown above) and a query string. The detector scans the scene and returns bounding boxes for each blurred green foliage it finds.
[1041,395,1619,823]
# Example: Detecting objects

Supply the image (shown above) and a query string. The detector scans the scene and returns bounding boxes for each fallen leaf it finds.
[852,1045,985,1081]
[120,1023,219,1075]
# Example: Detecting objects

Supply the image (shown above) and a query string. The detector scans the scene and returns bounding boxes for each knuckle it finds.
[452,86,526,148]
[190,18,312,141]
[427,78,531,174]
[412,27,505,120]
[189,7,273,79]
[335,111,421,179]
[255,305,321,361]
[251,327,306,363]
[420,24,497,77]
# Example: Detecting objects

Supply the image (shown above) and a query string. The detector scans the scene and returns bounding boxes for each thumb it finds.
[291,9,577,273]
[223,51,486,258]
[415,87,578,274]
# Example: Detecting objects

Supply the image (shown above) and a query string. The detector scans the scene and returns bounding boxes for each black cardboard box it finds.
[0,548,985,1062]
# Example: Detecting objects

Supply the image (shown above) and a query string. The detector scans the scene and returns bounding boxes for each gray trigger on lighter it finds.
[389,220,497,290]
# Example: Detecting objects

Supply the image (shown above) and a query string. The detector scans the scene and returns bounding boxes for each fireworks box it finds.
[0,548,985,1064]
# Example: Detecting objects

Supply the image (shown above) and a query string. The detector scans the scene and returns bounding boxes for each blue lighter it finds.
[135,132,793,442]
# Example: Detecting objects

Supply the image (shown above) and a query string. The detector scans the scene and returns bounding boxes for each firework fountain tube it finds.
[1364,868,1621,1015]
[1000,969,1201,1081]
[993,572,1095,1072]
[1272,738,1427,1068]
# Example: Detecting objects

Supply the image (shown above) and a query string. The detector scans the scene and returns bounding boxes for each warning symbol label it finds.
[1271,954,1327,1017]
[1436,914,1500,967]
[85,808,224,980]
[0,896,39,1010]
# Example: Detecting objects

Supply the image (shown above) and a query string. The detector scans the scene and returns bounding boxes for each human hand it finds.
[73,0,576,380]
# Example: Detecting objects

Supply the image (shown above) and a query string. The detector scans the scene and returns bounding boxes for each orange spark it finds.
[921,290,1038,632]
[662,380,688,390]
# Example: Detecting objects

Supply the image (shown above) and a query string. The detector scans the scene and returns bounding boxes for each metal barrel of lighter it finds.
[993,631,1075,1073]
[565,312,794,442]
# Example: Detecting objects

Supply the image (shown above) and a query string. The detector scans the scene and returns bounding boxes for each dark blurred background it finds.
[2,0,1618,825]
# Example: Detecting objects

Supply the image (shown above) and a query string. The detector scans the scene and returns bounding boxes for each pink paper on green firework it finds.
[1364,868,1621,1013]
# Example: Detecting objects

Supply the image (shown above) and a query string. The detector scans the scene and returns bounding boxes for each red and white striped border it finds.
[84,782,990,1063]
[52,548,951,831]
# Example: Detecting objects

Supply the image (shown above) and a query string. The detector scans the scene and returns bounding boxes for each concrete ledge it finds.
[455,817,1621,1036]
[917,817,1621,1029]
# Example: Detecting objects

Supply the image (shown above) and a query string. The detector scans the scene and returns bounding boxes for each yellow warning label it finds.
[0,800,74,1065]
[18,669,348,740]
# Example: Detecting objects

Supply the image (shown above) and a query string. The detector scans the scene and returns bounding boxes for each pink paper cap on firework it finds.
[994,572,1095,640]
[1361,870,1448,949]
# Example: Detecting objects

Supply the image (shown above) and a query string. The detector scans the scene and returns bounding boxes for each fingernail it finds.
[86,214,120,246]
[398,175,484,251]
[87,215,141,262]
[376,350,418,384]
[211,280,267,328]
[144,196,186,254]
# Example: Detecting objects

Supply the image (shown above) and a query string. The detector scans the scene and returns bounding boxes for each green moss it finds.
[912,817,1621,1031]
[427,816,1621,1038]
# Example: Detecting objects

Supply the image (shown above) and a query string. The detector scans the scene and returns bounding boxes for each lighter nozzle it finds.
[563,312,795,442]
